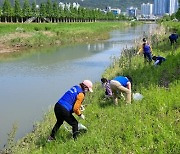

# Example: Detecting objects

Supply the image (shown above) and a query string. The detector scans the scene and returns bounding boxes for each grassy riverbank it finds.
[2,22,180,154]
[0,22,130,55]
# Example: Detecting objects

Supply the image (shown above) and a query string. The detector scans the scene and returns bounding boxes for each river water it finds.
[0,23,157,148]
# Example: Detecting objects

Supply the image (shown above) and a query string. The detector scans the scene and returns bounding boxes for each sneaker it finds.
[47,136,55,142]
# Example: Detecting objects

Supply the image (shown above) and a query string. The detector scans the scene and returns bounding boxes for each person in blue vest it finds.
[137,38,153,64]
[101,76,132,105]
[48,80,93,141]
[169,31,178,46]
[152,55,166,66]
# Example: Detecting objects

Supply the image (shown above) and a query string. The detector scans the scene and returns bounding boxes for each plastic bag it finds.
[133,93,143,101]
[78,123,87,130]
[63,122,87,133]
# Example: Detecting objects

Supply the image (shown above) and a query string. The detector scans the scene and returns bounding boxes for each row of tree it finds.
[0,0,128,23]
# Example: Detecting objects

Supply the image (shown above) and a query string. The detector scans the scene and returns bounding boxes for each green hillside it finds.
[2,22,179,154]
[1,0,154,11]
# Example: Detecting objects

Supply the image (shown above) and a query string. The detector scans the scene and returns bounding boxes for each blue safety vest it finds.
[143,44,151,54]
[58,85,83,112]
[113,76,129,87]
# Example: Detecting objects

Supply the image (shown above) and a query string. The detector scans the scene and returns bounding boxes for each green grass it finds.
[0,22,129,41]
[2,22,180,154]
[0,22,130,60]
[0,22,128,34]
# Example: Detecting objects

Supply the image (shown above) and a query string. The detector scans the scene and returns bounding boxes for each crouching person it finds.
[48,80,93,141]
[101,76,132,105]
[152,55,166,66]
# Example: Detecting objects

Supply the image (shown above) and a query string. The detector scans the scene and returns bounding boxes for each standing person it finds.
[48,80,93,141]
[169,31,178,46]
[152,55,166,66]
[137,38,153,64]
[101,76,132,105]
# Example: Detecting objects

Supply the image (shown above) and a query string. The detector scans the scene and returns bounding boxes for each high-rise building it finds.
[127,7,138,17]
[154,0,179,16]
[168,0,179,15]
[141,3,154,17]
[59,2,80,10]
[154,0,166,16]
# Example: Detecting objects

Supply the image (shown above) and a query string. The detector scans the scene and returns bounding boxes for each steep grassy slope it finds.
[2,23,180,154]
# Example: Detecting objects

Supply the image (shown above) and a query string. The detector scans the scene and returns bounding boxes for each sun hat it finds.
[82,80,93,92]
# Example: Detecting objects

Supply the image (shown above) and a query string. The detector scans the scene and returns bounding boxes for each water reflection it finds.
[87,43,105,51]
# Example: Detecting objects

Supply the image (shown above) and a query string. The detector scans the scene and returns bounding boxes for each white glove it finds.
[79,114,85,120]
[80,105,85,111]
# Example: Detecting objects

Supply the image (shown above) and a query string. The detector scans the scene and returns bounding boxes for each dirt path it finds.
[0,42,14,53]
[0,32,36,54]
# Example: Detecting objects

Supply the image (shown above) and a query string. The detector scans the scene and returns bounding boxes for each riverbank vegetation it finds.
[0,22,130,55]
[1,22,179,154]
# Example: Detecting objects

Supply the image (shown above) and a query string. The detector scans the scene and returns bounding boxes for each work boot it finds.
[73,131,80,140]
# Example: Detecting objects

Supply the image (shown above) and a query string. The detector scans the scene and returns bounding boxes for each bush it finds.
[45,26,51,31]
[34,27,40,31]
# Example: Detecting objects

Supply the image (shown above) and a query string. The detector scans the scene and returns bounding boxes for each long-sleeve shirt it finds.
[58,85,84,116]
[103,80,112,96]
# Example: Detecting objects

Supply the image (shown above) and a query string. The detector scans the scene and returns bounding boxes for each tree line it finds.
[0,0,128,23]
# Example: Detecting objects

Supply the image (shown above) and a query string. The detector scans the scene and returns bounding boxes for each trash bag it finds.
[78,123,87,130]
[133,93,143,101]
[63,122,87,133]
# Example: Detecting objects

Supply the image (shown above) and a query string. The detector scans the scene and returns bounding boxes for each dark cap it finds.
[143,38,147,42]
